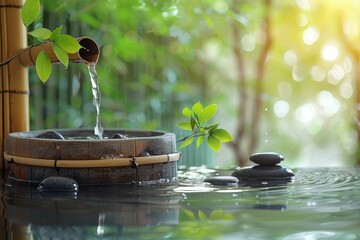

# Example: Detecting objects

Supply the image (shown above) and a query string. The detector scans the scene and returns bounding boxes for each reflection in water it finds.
[1,168,360,239]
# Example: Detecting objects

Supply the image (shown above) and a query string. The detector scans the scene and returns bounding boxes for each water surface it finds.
[1,167,359,239]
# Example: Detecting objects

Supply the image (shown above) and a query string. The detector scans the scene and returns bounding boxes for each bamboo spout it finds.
[18,37,100,66]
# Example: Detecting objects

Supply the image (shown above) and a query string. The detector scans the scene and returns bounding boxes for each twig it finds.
[0,45,34,67]
[249,0,272,153]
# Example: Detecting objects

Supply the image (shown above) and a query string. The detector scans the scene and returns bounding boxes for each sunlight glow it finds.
[296,0,311,10]
[327,64,345,85]
[343,56,353,73]
[292,65,304,81]
[162,5,179,17]
[278,82,292,98]
[284,50,297,66]
[321,44,338,61]
[316,91,340,117]
[298,13,308,27]
[274,100,290,118]
[311,66,326,82]
[241,34,256,52]
[214,1,229,14]
[303,26,319,45]
[295,103,316,123]
[340,81,353,99]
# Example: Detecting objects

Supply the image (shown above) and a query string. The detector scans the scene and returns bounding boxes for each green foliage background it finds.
[28,0,359,167]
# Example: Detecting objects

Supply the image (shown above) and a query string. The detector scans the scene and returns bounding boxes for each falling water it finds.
[88,65,104,139]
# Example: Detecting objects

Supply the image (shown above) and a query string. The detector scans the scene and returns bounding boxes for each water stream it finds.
[88,65,104,139]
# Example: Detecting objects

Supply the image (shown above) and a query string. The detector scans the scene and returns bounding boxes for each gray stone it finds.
[232,165,294,181]
[203,176,239,186]
[249,152,284,166]
[38,176,79,192]
[35,131,65,139]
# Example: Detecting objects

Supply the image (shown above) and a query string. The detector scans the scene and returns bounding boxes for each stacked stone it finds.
[203,152,294,186]
[232,152,294,181]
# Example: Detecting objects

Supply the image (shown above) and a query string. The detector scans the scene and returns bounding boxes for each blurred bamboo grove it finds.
[28,0,360,167]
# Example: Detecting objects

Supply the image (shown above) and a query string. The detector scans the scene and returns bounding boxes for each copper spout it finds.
[18,37,100,67]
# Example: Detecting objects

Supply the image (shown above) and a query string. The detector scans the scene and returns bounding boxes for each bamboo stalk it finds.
[17,37,100,67]
[0,0,26,171]
[0,0,100,171]
[4,152,181,168]
[0,0,8,170]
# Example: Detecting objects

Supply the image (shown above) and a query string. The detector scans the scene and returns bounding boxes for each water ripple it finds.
[292,168,360,193]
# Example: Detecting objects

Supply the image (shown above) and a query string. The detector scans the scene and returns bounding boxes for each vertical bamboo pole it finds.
[0,0,29,170]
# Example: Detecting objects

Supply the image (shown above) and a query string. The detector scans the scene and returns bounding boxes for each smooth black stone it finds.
[38,176,79,192]
[203,176,239,186]
[253,204,287,211]
[232,165,294,181]
[35,131,65,139]
[111,133,128,139]
[249,152,284,166]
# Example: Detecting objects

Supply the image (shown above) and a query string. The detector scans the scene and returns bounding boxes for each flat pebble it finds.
[232,165,294,180]
[203,176,239,186]
[249,152,284,166]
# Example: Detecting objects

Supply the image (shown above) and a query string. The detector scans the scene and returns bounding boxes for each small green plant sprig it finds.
[21,0,82,83]
[177,102,232,153]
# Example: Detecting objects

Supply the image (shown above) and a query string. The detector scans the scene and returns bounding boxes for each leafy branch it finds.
[21,0,82,83]
[177,102,232,153]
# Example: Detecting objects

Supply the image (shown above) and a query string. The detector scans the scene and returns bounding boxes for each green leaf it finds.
[35,50,52,83]
[182,209,195,220]
[190,117,196,130]
[50,26,63,40]
[199,104,217,124]
[21,0,40,27]
[28,28,52,41]
[198,210,208,221]
[182,106,192,117]
[53,34,82,53]
[192,102,203,115]
[207,135,221,153]
[177,121,192,130]
[209,209,223,220]
[53,43,69,67]
[196,135,205,148]
[179,137,194,149]
[206,123,219,132]
[212,129,233,142]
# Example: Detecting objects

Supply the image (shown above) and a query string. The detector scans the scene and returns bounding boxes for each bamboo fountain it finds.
[0,0,180,185]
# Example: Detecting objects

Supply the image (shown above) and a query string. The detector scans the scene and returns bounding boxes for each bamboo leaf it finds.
[177,121,192,130]
[198,104,217,124]
[192,102,203,115]
[182,106,192,117]
[179,137,194,149]
[212,129,233,142]
[21,0,40,27]
[53,34,82,53]
[207,135,221,153]
[28,28,52,41]
[35,50,52,83]
[196,135,205,148]
[53,43,69,68]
